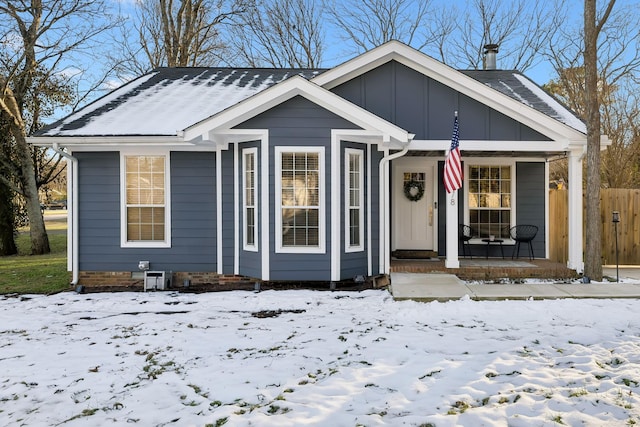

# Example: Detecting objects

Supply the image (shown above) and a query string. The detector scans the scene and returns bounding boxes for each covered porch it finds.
[390,257,578,282]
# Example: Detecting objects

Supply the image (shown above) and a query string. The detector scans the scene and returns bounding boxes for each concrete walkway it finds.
[390,266,640,301]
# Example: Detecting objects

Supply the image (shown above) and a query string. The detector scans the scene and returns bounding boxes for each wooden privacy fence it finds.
[549,188,640,265]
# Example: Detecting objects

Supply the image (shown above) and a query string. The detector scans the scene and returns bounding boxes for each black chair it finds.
[459,224,474,258]
[509,225,538,260]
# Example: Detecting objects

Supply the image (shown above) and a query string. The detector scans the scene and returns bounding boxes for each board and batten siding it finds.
[515,162,546,258]
[220,149,235,274]
[435,161,546,258]
[340,141,379,280]
[237,140,262,279]
[76,151,217,273]
[436,161,465,257]
[331,60,551,142]
[235,95,360,281]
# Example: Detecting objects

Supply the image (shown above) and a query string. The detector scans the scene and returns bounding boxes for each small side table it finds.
[481,238,505,259]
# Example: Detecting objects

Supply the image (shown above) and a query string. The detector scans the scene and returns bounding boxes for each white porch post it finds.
[445,191,460,268]
[567,149,584,273]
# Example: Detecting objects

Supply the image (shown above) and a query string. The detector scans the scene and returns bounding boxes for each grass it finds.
[0,213,70,294]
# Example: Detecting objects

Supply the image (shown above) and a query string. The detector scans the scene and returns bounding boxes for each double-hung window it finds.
[276,147,325,253]
[345,148,364,251]
[243,148,258,250]
[468,165,512,238]
[122,155,170,247]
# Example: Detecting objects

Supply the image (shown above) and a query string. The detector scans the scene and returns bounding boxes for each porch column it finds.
[567,149,584,273]
[445,191,460,268]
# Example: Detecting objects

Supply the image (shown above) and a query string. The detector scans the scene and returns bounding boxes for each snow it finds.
[513,73,587,134]
[43,70,283,137]
[2,290,639,426]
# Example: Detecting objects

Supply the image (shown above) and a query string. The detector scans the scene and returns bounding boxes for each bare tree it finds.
[229,0,324,68]
[0,0,116,255]
[600,83,640,188]
[544,69,640,189]
[584,0,616,281]
[445,0,566,71]
[324,0,432,56]
[114,0,251,77]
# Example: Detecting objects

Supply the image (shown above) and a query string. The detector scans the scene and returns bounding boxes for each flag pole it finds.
[450,110,458,204]
[444,110,462,268]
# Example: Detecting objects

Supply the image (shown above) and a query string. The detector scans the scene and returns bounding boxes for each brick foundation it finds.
[78,271,254,292]
[75,271,380,293]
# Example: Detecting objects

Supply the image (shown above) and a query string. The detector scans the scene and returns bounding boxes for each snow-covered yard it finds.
[1,289,639,426]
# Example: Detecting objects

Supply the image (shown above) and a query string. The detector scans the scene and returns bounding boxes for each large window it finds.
[122,155,169,247]
[243,148,257,250]
[276,147,324,253]
[468,165,511,238]
[345,149,363,251]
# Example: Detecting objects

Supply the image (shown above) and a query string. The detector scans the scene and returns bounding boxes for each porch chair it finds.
[459,224,474,258]
[509,225,538,260]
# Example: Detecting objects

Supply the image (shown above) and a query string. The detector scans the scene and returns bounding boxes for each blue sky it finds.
[53,0,636,119]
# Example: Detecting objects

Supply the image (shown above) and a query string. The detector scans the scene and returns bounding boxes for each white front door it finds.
[392,158,436,250]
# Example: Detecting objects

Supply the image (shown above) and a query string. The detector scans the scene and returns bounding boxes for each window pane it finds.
[244,151,257,248]
[350,209,360,246]
[280,151,322,248]
[467,165,511,238]
[125,156,166,242]
[307,227,319,246]
[140,224,153,240]
[350,189,359,206]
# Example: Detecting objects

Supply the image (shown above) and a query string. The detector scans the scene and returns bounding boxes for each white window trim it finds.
[345,148,364,252]
[120,151,171,248]
[275,146,325,254]
[463,159,516,245]
[242,147,258,251]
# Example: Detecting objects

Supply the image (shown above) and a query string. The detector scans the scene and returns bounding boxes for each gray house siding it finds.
[370,147,383,275]
[237,140,262,279]
[437,161,465,257]
[77,152,121,270]
[515,162,546,258]
[435,160,546,258]
[331,60,551,142]
[236,95,360,281]
[340,141,369,280]
[221,149,235,274]
[76,151,217,272]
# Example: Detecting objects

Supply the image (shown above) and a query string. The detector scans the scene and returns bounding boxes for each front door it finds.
[392,158,436,250]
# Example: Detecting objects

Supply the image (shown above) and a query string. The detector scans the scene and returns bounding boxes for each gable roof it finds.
[312,40,587,141]
[182,75,413,146]
[37,68,324,137]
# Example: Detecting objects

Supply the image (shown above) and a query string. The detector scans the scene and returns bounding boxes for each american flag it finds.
[443,114,462,193]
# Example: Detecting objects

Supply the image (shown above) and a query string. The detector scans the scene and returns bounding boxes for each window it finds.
[276,147,324,253]
[345,149,364,251]
[122,155,169,247]
[468,165,511,238]
[243,148,257,250]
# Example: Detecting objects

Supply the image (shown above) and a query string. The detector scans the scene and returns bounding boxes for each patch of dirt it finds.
[251,309,306,318]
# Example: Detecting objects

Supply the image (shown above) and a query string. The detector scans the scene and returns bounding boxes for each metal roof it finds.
[35,66,585,138]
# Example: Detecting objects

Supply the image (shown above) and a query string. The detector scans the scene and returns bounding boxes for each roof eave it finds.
[27,135,184,147]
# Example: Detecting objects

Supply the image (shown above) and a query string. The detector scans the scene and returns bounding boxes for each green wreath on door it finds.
[404,180,424,202]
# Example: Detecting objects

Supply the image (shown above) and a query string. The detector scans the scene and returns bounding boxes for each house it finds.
[28,41,606,288]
